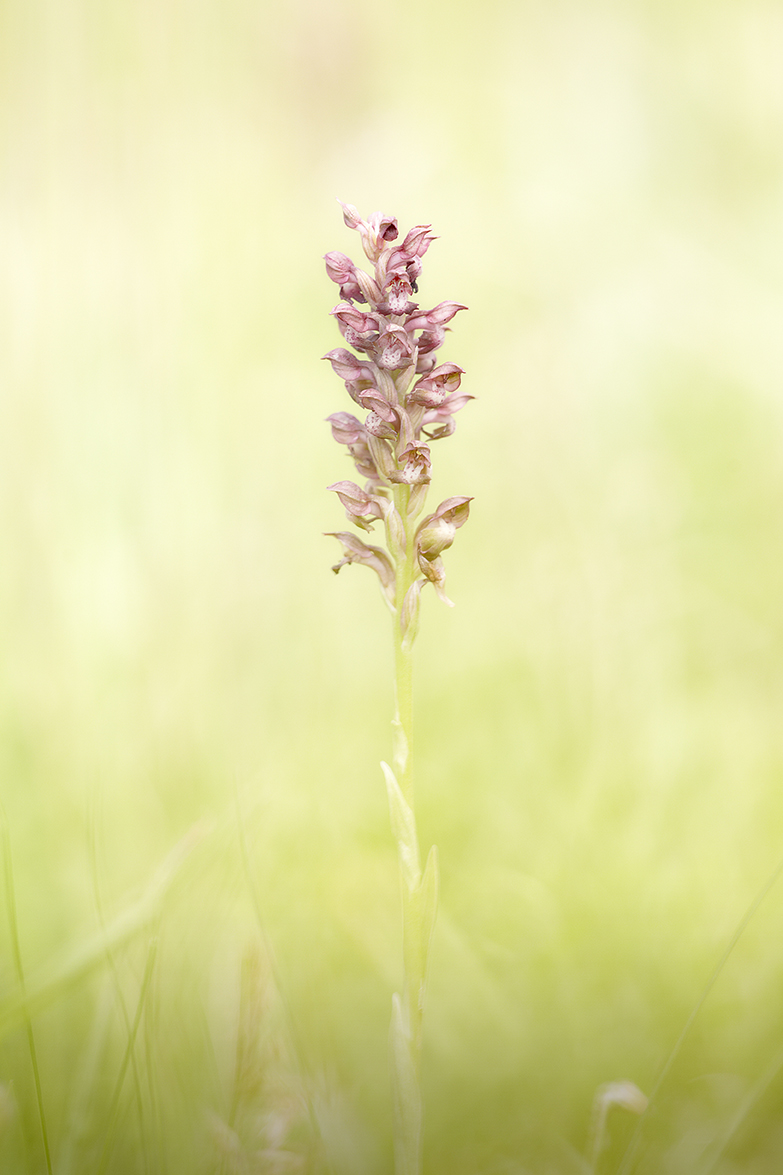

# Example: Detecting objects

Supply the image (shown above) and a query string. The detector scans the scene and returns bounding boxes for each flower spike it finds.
[322,204,471,606]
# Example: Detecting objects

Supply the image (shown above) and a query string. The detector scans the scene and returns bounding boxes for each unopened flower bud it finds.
[338,200,362,231]
[418,518,455,561]
[417,497,472,560]
[324,251,364,303]
[324,251,355,283]
[400,225,436,258]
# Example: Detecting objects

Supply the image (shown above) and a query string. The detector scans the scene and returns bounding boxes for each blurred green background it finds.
[3,0,783,1172]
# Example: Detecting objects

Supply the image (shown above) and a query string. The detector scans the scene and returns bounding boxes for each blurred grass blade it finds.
[381,762,421,891]
[96,935,159,1175]
[1,805,53,1174]
[0,821,206,1043]
[418,844,439,987]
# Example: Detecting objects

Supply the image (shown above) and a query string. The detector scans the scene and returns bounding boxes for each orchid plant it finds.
[322,201,472,1175]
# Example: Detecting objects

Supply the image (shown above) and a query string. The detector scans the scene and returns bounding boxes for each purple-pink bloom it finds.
[405,302,467,333]
[322,348,373,382]
[388,444,432,485]
[407,364,465,408]
[330,302,379,337]
[339,201,399,262]
[399,225,437,258]
[358,388,397,423]
[375,326,415,371]
[327,411,365,446]
[422,391,474,440]
[365,411,398,439]
[327,530,395,599]
[415,326,446,356]
[384,273,414,315]
[324,252,364,302]
[327,480,385,521]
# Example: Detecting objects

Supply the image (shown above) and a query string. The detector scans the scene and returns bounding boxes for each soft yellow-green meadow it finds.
[4,1,783,1172]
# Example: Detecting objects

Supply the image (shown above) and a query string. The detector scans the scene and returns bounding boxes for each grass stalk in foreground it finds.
[1,806,53,1175]
[322,201,471,1175]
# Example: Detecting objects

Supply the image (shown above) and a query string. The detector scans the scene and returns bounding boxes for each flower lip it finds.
[388,443,432,485]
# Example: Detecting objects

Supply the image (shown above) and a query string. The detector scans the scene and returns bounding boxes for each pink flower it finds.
[322,348,373,382]
[407,364,465,408]
[405,302,467,333]
[330,302,379,337]
[383,273,414,315]
[365,411,398,439]
[327,480,386,531]
[326,411,365,446]
[399,225,437,258]
[327,531,395,601]
[415,326,446,356]
[326,413,381,482]
[357,388,397,423]
[375,325,415,371]
[388,444,431,486]
[324,252,364,303]
[338,200,399,262]
[422,392,474,440]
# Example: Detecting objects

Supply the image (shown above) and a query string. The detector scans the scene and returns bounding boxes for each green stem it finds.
[392,492,417,809]
[387,483,438,1175]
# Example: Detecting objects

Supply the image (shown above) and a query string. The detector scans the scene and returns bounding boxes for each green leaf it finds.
[381,761,421,891]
